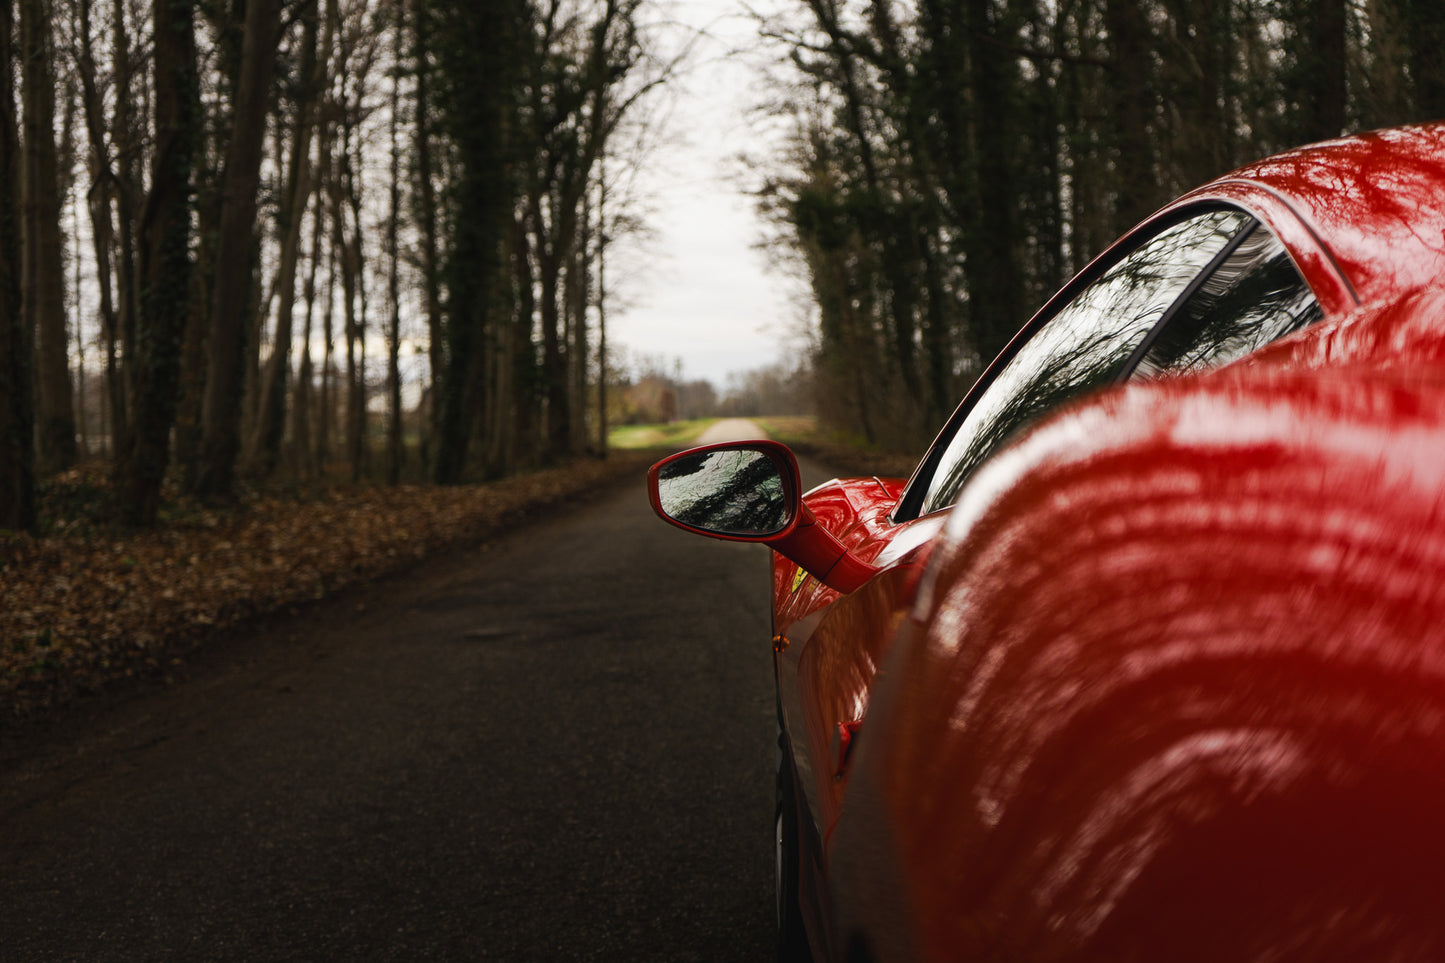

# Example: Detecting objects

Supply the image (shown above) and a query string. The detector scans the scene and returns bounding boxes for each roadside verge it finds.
[1,453,655,721]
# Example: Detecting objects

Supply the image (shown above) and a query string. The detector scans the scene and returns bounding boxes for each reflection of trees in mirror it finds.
[658,450,788,537]
[1135,225,1322,377]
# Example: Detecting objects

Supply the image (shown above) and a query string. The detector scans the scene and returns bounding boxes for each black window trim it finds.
[1114,219,1262,382]
[891,202,1261,524]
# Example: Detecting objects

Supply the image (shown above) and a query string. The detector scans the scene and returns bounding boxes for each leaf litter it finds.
[1,454,653,719]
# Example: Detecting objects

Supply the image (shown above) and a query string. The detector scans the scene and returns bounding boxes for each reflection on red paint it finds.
[657,124,1445,963]
[838,354,1445,960]
[1186,125,1445,313]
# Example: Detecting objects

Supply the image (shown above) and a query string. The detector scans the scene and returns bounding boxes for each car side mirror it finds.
[648,441,877,594]
[649,441,799,538]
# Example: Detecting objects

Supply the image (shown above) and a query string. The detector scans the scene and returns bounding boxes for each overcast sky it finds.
[607,0,804,389]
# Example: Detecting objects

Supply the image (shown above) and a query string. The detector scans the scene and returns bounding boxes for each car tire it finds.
[776,720,812,962]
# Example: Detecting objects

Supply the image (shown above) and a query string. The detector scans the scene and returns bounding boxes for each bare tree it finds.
[410,0,444,468]
[70,0,125,454]
[250,0,333,474]
[193,0,282,497]
[22,0,77,472]
[116,0,200,525]
[0,0,32,530]
[385,0,405,483]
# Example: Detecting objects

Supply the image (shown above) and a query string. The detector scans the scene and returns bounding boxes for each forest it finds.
[0,0,670,533]
[0,0,1442,532]
[755,0,1444,451]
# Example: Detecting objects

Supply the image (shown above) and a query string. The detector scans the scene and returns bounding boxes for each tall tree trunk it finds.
[508,213,537,474]
[595,276,607,456]
[1166,0,1233,187]
[111,0,139,455]
[338,120,367,483]
[386,29,405,485]
[241,119,286,440]
[174,199,213,483]
[412,0,443,468]
[117,0,198,526]
[1276,0,1347,144]
[318,203,336,471]
[480,217,517,476]
[250,0,328,474]
[1061,2,1111,272]
[964,0,1023,366]
[1360,0,1410,126]
[1404,0,1445,118]
[193,0,282,497]
[74,0,123,457]
[432,0,525,483]
[535,217,569,461]
[595,159,607,457]
[0,0,32,530]
[810,0,926,408]
[1105,0,1158,232]
[290,179,326,478]
[22,0,77,473]
[330,120,364,483]
[70,185,88,455]
[568,188,590,456]
[1305,0,1348,140]
[176,2,239,485]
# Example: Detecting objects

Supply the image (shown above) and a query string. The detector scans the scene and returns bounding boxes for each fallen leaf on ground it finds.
[1,454,653,720]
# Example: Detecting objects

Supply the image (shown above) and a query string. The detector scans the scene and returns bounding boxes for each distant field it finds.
[608,419,716,449]
[608,415,820,450]
[754,416,818,444]
[606,416,914,477]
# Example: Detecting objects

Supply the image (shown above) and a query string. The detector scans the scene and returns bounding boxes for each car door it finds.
[776,203,1328,872]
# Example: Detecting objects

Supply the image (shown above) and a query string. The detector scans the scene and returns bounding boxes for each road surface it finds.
[0,450,846,961]
[694,419,768,445]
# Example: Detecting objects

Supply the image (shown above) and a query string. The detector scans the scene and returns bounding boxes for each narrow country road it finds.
[0,446,843,961]
[694,418,768,444]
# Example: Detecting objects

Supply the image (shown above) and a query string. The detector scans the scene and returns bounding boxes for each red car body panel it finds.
[1248,283,1445,373]
[784,123,1445,882]
[656,124,1445,960]
[834,330,1445,959]
[1211,125,1445,307]
[1079,125,1445,325]
[772,478,911,824]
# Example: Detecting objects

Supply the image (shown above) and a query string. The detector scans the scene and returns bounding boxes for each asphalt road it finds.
[0,446,842,961]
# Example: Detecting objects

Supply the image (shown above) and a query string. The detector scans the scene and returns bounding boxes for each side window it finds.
[920,209,1253,516]
[1132,222,1321,377]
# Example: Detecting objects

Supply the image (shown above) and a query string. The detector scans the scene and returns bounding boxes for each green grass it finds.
[608,415,830,451]
[607,418,718,450]
[753,416,820,446]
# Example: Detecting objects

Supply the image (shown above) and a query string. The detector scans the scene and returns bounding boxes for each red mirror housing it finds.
[647,441,877,594]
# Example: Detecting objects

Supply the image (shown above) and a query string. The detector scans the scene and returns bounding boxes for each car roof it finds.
[1173,123,1445,316]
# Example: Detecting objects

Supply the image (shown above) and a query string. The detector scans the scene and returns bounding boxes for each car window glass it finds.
[1132,222,1321,377]
[920,209,1252,515]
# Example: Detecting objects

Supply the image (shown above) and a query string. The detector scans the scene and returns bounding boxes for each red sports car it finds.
[648,124,1445,962]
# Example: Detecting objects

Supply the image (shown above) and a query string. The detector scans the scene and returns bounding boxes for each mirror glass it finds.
[655,448,790,537]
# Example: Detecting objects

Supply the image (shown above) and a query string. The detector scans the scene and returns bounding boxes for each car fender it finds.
[832,347,1445,961]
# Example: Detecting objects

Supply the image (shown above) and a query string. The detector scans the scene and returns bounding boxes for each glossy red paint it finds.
[1080,124,1445,324]
[772,475,909,632]
[649,124,1445,962]
[771,476,912,811]
[765,473,916,961]
[835,348,1445,960]
[1207,125,1445,308]
[1247,283,1445,374]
